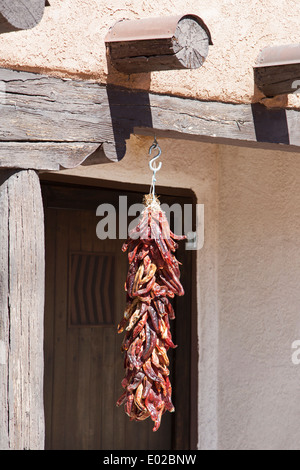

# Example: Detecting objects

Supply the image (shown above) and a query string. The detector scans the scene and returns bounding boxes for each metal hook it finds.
[149,139,162,172]
[148,137,162,199]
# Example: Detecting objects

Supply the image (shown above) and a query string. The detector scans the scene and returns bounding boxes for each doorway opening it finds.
[41,177,197,450]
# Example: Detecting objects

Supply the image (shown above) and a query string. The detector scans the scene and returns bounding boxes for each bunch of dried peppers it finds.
[116,195,186,431]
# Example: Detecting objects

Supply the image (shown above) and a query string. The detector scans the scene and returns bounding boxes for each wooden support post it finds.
[0,169,45,450]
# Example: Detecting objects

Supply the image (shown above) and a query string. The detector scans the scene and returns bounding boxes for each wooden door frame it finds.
[40,173,198,450]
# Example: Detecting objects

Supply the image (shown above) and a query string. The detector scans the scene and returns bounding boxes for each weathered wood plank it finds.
[108,86,300,155]
[0,67,300,169]
[0,68,113,166]
[0,171,9,450]
[0,143,102,170]
[0,169,45,450]
[0,72,111,143]
[0,0,46,33]
[43,208,56,450]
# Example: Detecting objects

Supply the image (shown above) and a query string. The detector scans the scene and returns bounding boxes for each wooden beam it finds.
[0,169,45,449]
[0,0,46,33]
[107,86,300,154]
[254,44,300,97]
[0,67,300,170]
[0,143,103,170]
[0,68,106,168]
[105,15,212,74]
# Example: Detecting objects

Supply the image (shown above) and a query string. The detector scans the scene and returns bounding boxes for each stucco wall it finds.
[53,136,300,450]
[1,0,300,104]
[218,146,300,450]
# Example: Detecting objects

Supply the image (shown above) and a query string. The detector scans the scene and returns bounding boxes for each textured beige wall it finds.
[1,0,300,104]
[218,147,300,450]
[54,136,300,450]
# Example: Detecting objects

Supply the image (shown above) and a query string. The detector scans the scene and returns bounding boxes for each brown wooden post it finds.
[0,169,45,449]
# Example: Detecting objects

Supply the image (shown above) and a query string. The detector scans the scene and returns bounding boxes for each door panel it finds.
[43,182,194,450]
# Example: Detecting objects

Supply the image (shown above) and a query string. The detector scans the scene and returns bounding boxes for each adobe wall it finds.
[0,0,299,104]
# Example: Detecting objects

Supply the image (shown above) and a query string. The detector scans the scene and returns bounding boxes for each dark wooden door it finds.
[42,181,194,450]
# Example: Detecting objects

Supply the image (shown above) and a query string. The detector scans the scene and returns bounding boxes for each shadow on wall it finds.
[83,44,153,165]
[105,84,153,161]
[105,42,153,162]
[252,61,290,147]
[251,103,290,146]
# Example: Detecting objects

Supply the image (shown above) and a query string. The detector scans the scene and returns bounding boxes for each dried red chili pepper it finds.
[116,195,186,431]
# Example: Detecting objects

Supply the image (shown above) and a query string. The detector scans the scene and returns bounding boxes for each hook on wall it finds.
[148,136,162,199]
[149,136,162,172]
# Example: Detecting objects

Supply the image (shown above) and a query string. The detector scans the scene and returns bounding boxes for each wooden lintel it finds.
[0,67,111,169]
[0,142,103,170]
[107,87,300,154]
[0,67,300,171]
[0,0,46,33]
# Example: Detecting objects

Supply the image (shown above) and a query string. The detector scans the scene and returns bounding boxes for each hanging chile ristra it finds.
[116,194,186,431]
